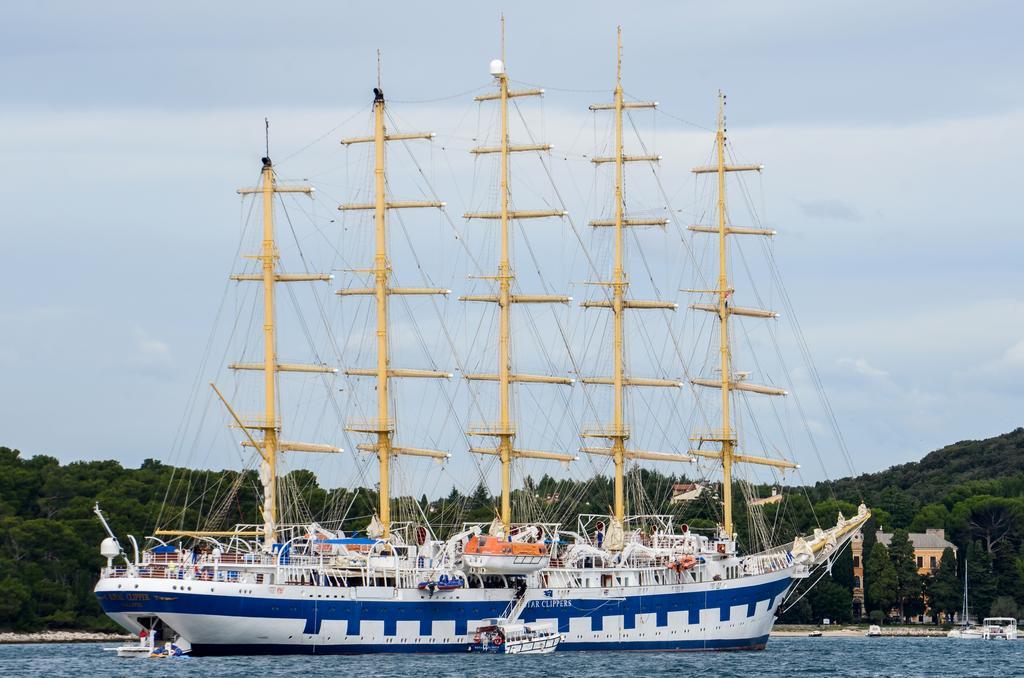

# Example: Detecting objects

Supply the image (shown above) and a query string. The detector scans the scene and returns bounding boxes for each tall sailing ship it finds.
[94,26,869,654]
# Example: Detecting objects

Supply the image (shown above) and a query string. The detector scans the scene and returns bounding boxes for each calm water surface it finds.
[2,637,1022,677]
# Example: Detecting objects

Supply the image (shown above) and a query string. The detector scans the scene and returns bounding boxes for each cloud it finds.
[798,198,862,222]
[125,327,172,372]
[955,338,1024,388]
[837,357,889,378]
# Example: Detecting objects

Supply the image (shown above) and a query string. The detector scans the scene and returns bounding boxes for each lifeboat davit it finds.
[463,535,550,574]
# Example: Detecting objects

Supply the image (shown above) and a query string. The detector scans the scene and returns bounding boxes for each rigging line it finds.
[508,77,608,94]
[623,112,723,428]
[390,81,493,104]
[731,235,830,495]
[381,175,491,492]
[649,103,715,133]
[277,103,373,167]
[385,109,486,275]
[276,199,371,490]
[507,100,606,431]
[157,190,260,531]
[726,143,859,487]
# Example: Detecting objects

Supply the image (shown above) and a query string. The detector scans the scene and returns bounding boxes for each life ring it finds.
[473,632,481,643]
[492,635,503,646]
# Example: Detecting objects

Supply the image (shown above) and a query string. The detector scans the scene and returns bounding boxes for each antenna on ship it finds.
[338,55,450,540]
[687,92,795,539]
[581,27,692,550]
[462,15,575,536]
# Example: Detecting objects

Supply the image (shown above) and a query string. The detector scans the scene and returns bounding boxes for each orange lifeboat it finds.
[667,555,698,572]
[463,536,550,574]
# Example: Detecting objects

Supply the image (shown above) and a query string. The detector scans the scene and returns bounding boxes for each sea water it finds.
[1,637,1021,677]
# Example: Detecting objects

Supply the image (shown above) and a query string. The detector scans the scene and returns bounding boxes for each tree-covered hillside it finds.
[1,428,1023,631]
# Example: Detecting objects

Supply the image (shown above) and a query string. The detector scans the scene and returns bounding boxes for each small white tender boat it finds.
[103,632,155,658]
[866,625,882,637]
[470,620,563,654]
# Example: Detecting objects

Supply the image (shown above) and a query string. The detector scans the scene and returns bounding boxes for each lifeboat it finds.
[667,555,698,572]
[462,536,550,574]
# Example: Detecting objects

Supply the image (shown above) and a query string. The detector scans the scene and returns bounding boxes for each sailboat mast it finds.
[610,28,627,524]
[259,156,280,545]
[714,93,736,537]
[463,18,575,534]
[371,88,394,538]
[338,72,450,540]
[496,23,514,530]
[580,30,688,536]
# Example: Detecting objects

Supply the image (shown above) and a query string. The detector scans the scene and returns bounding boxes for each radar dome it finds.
[489,59,505,76]
[100,537,120,559]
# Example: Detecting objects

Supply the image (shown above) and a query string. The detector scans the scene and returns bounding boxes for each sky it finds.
[1,1,1022,493]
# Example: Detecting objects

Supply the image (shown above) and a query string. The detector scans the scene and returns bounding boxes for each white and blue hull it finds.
[96,568,793,654]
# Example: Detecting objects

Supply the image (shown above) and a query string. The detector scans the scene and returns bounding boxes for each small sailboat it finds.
[943,555,1017,639]
[950,618,1019,641]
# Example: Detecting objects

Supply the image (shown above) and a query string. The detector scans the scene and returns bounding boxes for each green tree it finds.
[989,595,1019,619]
[888,529,923,621]
[908,503,949,533]
[928,547,961,622]
[966,541,997,622]
[809,580,853,624]
[866,542,898,618]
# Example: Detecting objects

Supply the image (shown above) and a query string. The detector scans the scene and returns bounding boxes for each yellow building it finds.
[876,529,957,576]
[851,528,957,622]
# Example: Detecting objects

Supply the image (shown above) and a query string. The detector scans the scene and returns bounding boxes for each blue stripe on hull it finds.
[97,575,789,637]
[189,635,769,656]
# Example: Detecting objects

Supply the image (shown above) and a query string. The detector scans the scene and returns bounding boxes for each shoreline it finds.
[3,626,954,644]
[0,631,132,644]
[771,625,949,638]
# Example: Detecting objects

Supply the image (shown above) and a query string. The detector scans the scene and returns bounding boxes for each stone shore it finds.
[771,625,948,637]
[0,630,132,644]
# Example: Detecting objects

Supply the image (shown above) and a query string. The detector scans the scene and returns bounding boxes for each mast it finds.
[259,157,280,542]
[688,93,796,538]
[581,28,691,538]
[463,16,575,534]
[227,143,340,548]
[338,67,451,540]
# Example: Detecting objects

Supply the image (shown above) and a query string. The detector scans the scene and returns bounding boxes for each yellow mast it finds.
[463,17,574,534]
[497,30,513,530]
[611,28,627,523]
[581,29,690,536]
[226,141,339,548]
[338,70,451,540]
[713,94,735,537]
[372,87,393,537]
[688,93,796,538]
[259,157,280,543]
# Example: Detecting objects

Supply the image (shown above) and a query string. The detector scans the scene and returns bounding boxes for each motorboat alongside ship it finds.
[470,620,562,654]
[93,23,869,656]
